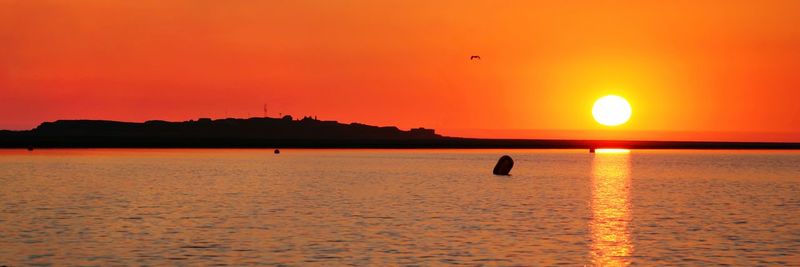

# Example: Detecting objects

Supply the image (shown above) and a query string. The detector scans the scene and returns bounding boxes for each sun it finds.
[592,95,632,126]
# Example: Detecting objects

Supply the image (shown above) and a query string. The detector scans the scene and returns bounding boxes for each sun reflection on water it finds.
[595,148,630,154]
[590,150,633,266]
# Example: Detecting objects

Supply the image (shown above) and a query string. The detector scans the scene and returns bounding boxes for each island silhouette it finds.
[1,115,799,149]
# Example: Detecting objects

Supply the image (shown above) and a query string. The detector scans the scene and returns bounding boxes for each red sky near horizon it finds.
[1,1,799,141]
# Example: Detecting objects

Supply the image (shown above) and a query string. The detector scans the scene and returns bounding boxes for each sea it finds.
[0,149,798,266]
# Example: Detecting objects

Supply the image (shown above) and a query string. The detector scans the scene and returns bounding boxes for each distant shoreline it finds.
[1,118,799,149]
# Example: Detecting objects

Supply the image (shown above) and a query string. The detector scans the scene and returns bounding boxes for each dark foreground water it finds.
[0,149,798,266]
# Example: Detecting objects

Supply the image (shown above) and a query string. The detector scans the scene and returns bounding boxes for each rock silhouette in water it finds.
[274,149,280,154]
[493,155,514,175]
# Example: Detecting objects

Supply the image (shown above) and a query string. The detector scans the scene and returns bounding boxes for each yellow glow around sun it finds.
[593,95,631,126]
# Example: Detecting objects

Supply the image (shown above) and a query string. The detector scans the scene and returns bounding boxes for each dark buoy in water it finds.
[27,146,34,151]
[274,149,280,154]
[589,147,596,153]
[493,155,514,175]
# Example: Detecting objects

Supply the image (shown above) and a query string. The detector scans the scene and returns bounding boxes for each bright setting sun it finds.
[592,95,632,126]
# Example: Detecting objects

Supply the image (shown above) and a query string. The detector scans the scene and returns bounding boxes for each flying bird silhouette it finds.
[470,55,481,60]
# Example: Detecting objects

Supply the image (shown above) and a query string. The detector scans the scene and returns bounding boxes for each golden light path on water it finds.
[590,149,633,266]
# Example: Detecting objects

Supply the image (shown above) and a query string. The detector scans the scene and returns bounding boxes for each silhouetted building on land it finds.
[410,128,435,136]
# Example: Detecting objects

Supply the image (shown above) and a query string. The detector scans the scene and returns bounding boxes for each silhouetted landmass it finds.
[0,116,439,148]
[1,116,799,149]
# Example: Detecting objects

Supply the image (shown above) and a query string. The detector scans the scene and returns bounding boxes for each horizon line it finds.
[2,116,800,144]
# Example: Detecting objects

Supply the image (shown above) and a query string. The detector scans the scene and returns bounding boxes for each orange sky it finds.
[1,1,799,141]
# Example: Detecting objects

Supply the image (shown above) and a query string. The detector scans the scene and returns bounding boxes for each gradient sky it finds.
[2,1,799,141]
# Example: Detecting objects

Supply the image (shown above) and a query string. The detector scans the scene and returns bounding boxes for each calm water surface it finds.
[0,149,798,266]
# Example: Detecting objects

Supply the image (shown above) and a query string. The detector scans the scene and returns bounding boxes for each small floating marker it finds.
[589,148,596,153]
[274,149,280,154]
[27,146,34,151]
[493,155,514,176]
